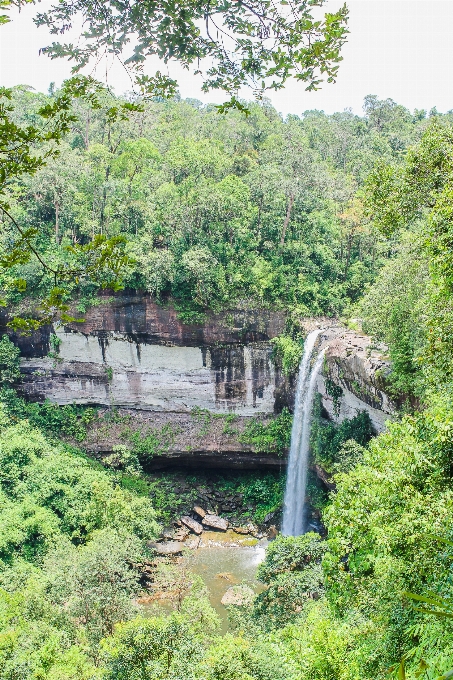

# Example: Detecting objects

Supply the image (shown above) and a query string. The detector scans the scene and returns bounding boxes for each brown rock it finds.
[193,505,206,519]
[221,585,255,606]
[162,530,174,540]
[267,525,278,539]
[180,516,203,535]
[202,514,229,531]
[173,527,190,541]
[232,526,250,535]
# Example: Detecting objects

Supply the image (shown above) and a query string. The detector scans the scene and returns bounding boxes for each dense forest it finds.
[3,80,453,678]
[1,87,437,325]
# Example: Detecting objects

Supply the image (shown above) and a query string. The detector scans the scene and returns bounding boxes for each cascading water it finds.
[282,330,325,536]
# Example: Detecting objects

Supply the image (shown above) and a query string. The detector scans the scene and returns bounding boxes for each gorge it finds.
[4,80,453,679]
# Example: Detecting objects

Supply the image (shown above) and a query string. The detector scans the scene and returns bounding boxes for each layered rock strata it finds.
[2,294,396,465]
[13,295,287,416]
[315,327,395,433]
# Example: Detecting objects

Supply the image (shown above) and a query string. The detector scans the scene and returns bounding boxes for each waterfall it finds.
[282,330,325,536]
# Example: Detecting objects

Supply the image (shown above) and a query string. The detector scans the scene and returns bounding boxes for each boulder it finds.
[193,505,206,519]
[267,525,278,539]
[173,527,190,541]
[147,541,183,556]
[221,585,255,606]
[202,514,229,531]
[180,516,203,535]
[232,526,250,535]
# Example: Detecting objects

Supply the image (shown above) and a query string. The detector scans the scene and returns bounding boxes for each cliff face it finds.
[317,328,395,433]
[15,295,287,416]
[3,294,396,466]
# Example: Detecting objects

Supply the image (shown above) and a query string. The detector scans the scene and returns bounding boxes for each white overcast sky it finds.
[1,0,453,117]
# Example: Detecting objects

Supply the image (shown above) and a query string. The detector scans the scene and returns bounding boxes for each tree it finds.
[44,530,143,645]
[0,78,138,332]
[34,0,348,106]
[101,574,219,680]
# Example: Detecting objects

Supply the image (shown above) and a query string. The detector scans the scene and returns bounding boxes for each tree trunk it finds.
[280,192,295,247]
[55,200,60,243]
[84,112,90,149]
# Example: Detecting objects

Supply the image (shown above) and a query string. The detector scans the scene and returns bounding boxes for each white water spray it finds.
[282,330,325,536]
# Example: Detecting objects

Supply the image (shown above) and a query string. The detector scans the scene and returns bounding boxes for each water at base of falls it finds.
[282,329,325,536]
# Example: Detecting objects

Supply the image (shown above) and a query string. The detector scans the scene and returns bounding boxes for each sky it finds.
[1,0,453,117]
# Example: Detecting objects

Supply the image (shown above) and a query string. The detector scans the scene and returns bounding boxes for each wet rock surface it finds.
[147,541,183,555]
[311,325,397,433]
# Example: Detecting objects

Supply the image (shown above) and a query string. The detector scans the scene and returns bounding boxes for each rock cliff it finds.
[2,294,396,466]
[315,327,395,433]
[13,294,286,415]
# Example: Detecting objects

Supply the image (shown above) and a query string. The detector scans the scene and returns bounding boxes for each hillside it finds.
[2,90,453,679]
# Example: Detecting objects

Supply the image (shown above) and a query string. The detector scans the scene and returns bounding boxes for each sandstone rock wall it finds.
[14,295,287,416]
[4,294,397,461]
[317,328,396,433]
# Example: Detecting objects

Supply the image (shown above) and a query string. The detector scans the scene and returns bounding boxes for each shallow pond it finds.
[186,542,267,631]
[141,531,268,633]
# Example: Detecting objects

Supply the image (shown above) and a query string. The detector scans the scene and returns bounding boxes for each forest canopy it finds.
[1,88,441,327]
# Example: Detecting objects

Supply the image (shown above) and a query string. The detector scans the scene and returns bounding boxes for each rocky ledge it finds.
[3,291,397,462]
[150,504,273,554]
[315,326,395,432]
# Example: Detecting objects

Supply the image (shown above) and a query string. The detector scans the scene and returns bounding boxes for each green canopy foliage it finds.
[1,90,436,328]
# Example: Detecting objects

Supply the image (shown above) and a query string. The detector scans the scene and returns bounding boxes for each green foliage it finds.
[324,378,343,416]
[43,530,143,644]
[0,78,137,331]
[253,533,327,629]
[240,474,285,524]
[103,445,142,476]
[257,532,326,584]
[272,335,303,376]
[125,423,180,462]
[310,396,374,472]
[239,408,292,456]
[196,634,289,680]
[2,91,431,325]
[145,468,285,526]
[101,578,219,680]
[0,335,20,383]
[362,119,453,398]
[0,387,96,441]
[0,412,159,553]
[35,0,349,101]
[360,230,429,398]
[0,397,162,676]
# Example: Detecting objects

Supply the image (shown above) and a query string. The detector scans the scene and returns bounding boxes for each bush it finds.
[239,408,292,456]
[272,335,303,376]
[0,335,20,383]
[1,387,96,441]
[310,398,374,472]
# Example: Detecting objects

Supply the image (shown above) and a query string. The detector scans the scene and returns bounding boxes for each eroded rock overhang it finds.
[2,295,397,466]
